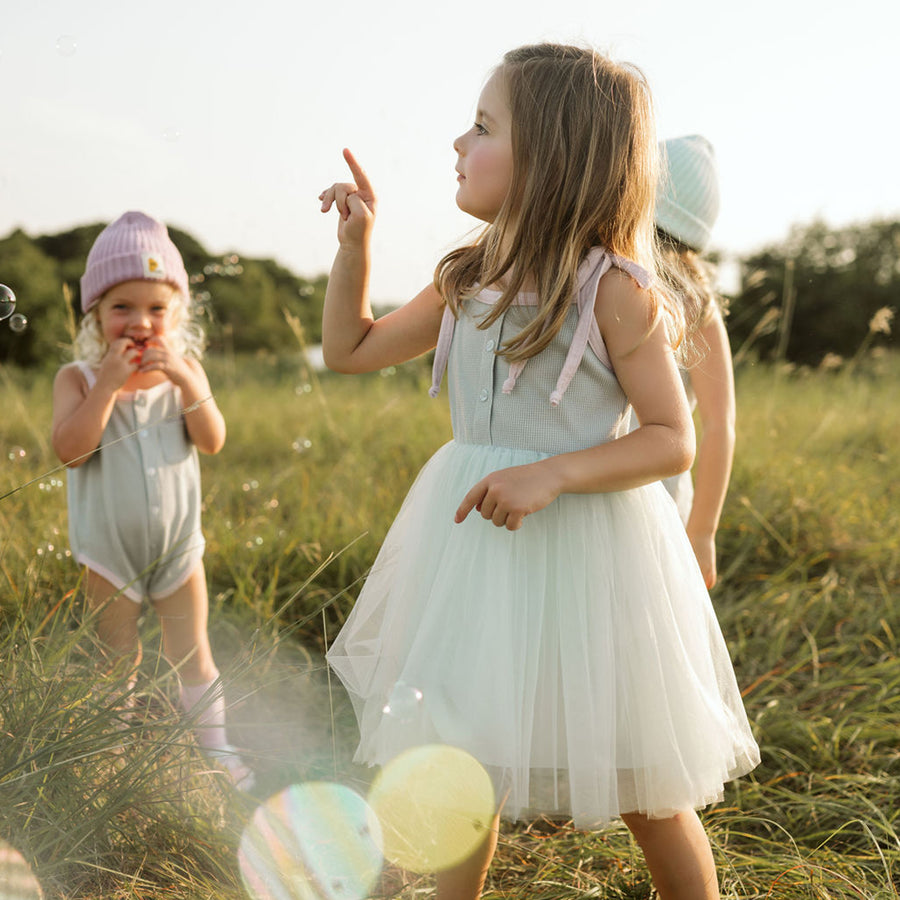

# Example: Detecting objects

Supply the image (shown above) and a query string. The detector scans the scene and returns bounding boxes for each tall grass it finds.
[1,351,898,898]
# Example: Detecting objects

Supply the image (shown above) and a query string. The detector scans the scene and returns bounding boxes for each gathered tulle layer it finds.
[326,440,759,829]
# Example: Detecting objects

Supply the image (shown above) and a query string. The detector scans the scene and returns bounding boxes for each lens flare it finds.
[238,782,382,900]
[368,744,495,874]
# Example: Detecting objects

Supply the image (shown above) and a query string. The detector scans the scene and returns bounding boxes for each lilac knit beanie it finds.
[80,211,189,313]
[655,135,720,253]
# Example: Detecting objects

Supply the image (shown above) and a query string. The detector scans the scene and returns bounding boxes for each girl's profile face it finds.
[452,71,513,224]
[97,280,178,352]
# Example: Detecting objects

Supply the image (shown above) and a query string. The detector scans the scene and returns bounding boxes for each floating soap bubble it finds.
[292,437,313,453]
[368,744,495,874]
[295,383,313,395]
[382,681,423,723]
[0,838,43,899]
[238,782,382,900]
[8,313,28,333]
[0,284,15,320]
[7,446,26,461]
[55,35,77,57]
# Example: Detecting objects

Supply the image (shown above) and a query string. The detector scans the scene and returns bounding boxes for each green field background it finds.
[1,352,897,898]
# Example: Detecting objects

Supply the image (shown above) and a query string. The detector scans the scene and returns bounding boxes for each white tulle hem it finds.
[327,440,759,828]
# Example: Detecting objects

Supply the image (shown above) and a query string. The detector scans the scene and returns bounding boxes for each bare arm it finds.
[52,343,137,466]
[319,149,443,372]
[684,308,735,587]
[166,355,226,455]
[136,338,225,455]
[456,272,696,529]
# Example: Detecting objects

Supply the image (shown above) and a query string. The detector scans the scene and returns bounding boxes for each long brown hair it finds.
[656,229,727,366]
[435,43,683,362]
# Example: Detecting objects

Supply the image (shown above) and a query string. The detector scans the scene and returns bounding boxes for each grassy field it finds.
[1,348,898,899]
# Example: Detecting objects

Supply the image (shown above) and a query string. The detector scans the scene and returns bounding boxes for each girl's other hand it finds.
[96,337,141,390]
[318,148,377,247]
[686,528,718,589]
[455,462,562,532]
[139,334,191,385]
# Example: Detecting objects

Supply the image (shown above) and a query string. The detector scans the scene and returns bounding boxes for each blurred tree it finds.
[0,230,69,369]
[728,218,899,365]
[0,222,327,367]
[10,216,892,370]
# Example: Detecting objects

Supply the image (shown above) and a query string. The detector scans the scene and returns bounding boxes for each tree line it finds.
[1,218,896,369]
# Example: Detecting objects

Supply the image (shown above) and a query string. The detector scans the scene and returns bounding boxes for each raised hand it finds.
[138,334,192,385]
[318,148,377,247]
[95,337,141,392]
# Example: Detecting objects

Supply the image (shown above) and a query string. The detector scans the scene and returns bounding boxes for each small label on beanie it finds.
[142,252,166,279]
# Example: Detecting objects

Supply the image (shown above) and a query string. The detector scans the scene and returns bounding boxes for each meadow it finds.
[0,348,898,899]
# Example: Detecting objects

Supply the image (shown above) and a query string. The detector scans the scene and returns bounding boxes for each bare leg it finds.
[84,568,143,679]
[153,564,218,686]
[621,809,719,900]
[154,565,253,788]
[434,811,502,900]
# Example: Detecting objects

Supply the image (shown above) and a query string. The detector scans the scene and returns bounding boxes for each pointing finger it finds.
[342,148,374,195]
[454,483,486,523]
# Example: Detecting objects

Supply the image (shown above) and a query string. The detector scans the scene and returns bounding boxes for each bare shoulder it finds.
[594,268,656,353]
[53,361,88,394]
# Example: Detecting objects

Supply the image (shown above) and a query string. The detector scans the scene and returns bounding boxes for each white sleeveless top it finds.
[429,247,651,456]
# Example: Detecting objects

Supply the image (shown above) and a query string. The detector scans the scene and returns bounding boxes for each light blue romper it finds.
[65,361,205,602]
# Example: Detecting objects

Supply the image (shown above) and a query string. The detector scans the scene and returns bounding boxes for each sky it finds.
[1,0,898,304]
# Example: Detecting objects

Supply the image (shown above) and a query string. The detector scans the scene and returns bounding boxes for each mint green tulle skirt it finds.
[326,440,759,829]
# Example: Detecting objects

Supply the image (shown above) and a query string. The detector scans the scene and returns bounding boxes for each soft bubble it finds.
[382,681,423,723]
[7,446,26,461]
[238,782,382,900]
[368,745,495,874]
[292,438,313,453]
[294,384,313,395]
[55,34,77,57]
[8,313,28,333]
[0,284,15,320]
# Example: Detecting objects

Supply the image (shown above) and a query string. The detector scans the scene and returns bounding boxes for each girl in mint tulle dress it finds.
[318,43,759,900]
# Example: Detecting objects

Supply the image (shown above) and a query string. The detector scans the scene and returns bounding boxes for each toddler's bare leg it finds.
[153,564,217,685]
[434,811,501,900]
[621,809,719,900]
[155,564,253,788]
[84,568,142,677]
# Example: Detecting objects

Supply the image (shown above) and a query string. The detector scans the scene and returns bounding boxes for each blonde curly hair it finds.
[72,286,206,366]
